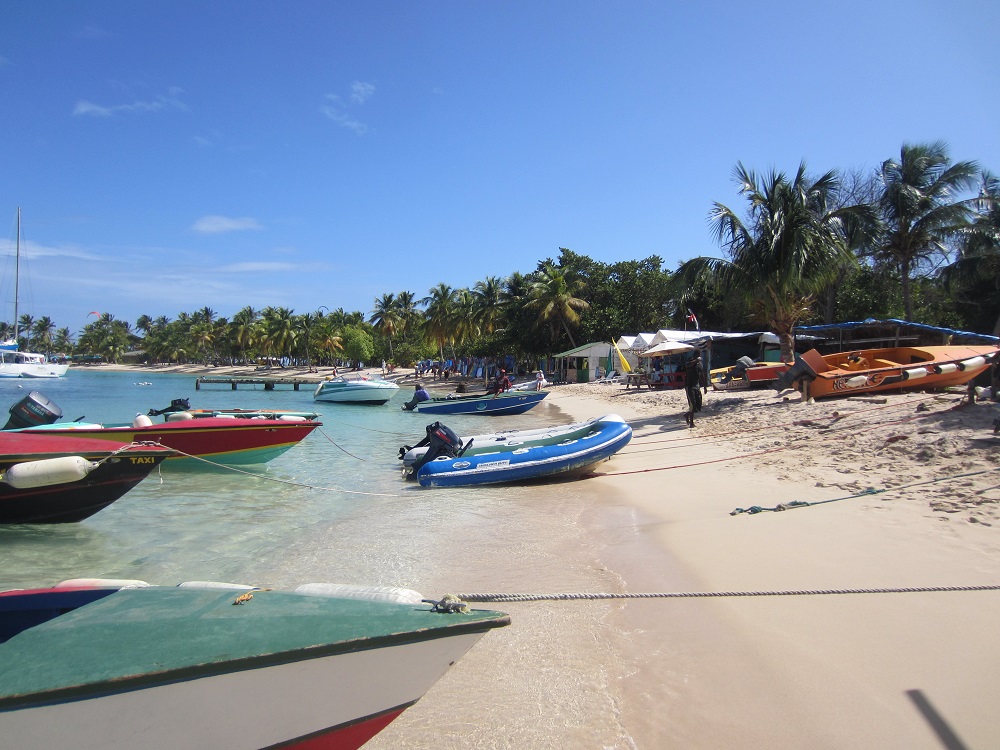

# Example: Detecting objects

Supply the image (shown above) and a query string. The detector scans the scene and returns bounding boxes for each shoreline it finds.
[71,362,1000,747]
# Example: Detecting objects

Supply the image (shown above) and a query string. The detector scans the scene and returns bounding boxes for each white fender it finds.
[167,411,195,421]
[958,356,986,371]
[902,367,927,380]
[2,456,97,489]
[133,413,153,428]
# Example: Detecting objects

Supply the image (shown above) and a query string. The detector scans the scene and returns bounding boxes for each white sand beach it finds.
[87,362,1000,748]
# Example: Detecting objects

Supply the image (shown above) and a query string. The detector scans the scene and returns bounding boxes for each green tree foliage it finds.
[876,141,980,320]
[672,162,876,361]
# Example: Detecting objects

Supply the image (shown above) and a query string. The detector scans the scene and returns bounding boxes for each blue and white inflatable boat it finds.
[405,414,632,487]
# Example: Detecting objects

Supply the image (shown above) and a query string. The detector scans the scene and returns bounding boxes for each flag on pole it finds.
[611,340,632,373]
[686,308,699,331]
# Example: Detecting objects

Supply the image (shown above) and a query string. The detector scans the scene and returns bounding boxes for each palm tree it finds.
[296,312,318,368]
[877,141,980,320]
[526,264,589,349]
[190,322,215,363]
[30,316,56,354]
[421,283,457,364]
[473,276,505,336]
[941,171,1000,334]
[451,288,479,351]
[369,293,401,358]
[313,318,344,365]
[393,291,420,344]
[674,162,876,361]
[261,306,296,362]
[17,314,33,349]
[231,306,259,365]
[53,327,73,352]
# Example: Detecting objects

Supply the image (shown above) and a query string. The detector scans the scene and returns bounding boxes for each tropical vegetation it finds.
[4,141,997,368]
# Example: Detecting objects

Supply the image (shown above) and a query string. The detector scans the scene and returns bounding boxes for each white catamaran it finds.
[0,209,69,378]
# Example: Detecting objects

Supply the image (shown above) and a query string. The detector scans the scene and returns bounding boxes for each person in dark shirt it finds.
[402,384,431,411]
[684,354,704,428]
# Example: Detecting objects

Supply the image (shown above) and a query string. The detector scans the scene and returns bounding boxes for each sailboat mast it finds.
[13,207,20,343]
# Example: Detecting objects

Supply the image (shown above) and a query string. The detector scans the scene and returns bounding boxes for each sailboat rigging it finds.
[0,209,69,378]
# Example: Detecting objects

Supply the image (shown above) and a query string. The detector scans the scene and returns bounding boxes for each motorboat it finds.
[776,345,998,399]
[0,579,508,749]
[402,414,632,487]
[2,392,321,467]
[0,432,172,524]
[313,376,400,404]
[400,413,625,475]
[405,390,548,416]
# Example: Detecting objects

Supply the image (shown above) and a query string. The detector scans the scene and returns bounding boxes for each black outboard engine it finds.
[4,391,63,430]
[774,358,818,392]
[408,422,465,475]
[148,398,191,417]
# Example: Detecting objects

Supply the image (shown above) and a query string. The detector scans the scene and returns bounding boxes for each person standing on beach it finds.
[684,353,703,427]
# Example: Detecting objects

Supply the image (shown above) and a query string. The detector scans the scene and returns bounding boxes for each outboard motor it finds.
[148,398,191,417]
[4,391,63,430]
[407,422,466,476]
[774,358,818,392]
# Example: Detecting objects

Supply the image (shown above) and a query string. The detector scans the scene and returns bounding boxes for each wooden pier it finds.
[195,376,322,391]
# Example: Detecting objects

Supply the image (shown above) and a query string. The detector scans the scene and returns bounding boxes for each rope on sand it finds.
[454,585,1000,603]
[730,466,1000,516]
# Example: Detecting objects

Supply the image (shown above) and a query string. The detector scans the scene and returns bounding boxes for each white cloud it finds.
[73,87,189,117]
[351,81,375,104]
[190,216,264,234]
[321,81,375,134]
[217,262,295,273]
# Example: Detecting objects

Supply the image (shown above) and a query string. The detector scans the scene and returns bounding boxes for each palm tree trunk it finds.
[561,319,577,349]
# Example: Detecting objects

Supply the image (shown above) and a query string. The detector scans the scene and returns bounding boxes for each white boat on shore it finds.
[314,375,400,404]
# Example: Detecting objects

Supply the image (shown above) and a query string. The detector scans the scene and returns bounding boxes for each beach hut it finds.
[552,342,615,383]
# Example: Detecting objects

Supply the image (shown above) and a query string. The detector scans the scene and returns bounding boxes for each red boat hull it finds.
[15,417,321,467]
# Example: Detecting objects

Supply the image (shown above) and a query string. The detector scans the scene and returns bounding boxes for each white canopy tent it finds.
[638,340,696,357]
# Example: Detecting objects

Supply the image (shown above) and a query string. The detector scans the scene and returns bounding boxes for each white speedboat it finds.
[0,346,68,379]
[313,376,400,404]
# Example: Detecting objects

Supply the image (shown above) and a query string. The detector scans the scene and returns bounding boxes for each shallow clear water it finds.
[0,370,564,591]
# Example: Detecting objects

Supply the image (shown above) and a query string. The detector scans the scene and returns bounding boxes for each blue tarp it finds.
[794,318,998,344]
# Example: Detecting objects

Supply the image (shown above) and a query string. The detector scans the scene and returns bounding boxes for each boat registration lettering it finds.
[475,459,510,471]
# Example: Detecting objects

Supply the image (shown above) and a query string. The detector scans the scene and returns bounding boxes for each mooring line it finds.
[454,584,1000,603]
[316,427,367,461]
[154,445,402,497]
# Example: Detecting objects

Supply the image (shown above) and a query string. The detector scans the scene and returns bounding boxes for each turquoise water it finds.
[0,370,561,591]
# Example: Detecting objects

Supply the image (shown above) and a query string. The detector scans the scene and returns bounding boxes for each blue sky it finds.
[2,1,998,338]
